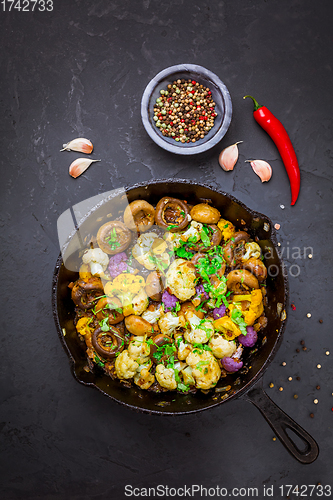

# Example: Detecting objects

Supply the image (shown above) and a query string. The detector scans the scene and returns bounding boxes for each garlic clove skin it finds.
[218,141,243,171]
[246,160,272,182]
[61,138,93,154]
[69,159,101,178]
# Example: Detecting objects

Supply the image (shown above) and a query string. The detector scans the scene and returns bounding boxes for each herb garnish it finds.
[105,228,121,251]
[231,308,248,336]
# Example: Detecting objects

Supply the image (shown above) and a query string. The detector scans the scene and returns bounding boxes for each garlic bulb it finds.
[218,142,243,171]
[69,158,100,178]
[246,160,272,182]
[61,138,93,154]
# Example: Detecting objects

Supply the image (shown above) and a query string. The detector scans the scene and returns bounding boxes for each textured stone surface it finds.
[0,0,332,497]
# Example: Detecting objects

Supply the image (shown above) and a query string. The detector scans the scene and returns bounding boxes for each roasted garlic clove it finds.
[246,160,272,182]
[218,142,243,171]
[61,138,93,154]
[69,158,100,178]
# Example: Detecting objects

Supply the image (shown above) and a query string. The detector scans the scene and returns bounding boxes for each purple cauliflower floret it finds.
[195,284,209,301]
[221,357,243,373]
[162,290,179,312]
[238,326,258,348]
[108,252,128,278]
[213,305,227,320]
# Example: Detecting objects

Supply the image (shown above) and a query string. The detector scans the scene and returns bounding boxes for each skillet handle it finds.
[242,379,319,464]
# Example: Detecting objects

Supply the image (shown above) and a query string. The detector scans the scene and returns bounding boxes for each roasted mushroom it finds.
[92,326,125,359]
[125,315,159,336]
[149,333,173,363]
[71,277,104,310]
[223,231,250,265]
[97,221,131,255]
[155,197,189,232]
[190,203,221,224]
[95,296,124,324]
[226,269,259,292]
[242,257,267,282]
[123,200,155,233]
[145,271,164,301]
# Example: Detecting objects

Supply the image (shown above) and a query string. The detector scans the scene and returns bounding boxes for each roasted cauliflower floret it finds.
[115,350,139,379]
[177,339,192,361]
[164,220,201,250]
[166,258,197,301]
[128,288,149,316]
[158,312,180,336]
[82,248,109,276]
[241,242,262,262]
[132,232,170,270]
[134,364,155,390]
[181,365,196,386]
[184,311,215,344]
[208,334,237,359]
[141,305,163,324]
[186,350,221,390]
[217,218,235,241]
[155,364,177,390]
[127,336,150,363]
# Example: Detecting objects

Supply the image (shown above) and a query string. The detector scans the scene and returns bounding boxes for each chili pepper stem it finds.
[243,95,262,112]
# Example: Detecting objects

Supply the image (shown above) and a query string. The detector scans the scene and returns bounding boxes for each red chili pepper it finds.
[244,95,301,206]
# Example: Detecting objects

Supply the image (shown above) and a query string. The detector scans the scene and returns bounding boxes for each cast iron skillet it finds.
[52,179,319,464]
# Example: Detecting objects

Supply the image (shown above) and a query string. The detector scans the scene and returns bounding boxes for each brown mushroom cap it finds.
[149,333,173,363]
[95,296,124,324]
[97,221,131,255]
[92,326,125,359]
[190,203,221,224]
[145,271,164,301]
[71,277,104,310]
[155,197,189,232]
[242,258,267,282]
[179,301,205,319]
[125,315,158,336]
[123,200,155,232]
[226,269,259,292]
[223,231,250,265]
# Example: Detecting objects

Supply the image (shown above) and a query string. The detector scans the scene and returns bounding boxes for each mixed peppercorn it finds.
[153,79,217,143]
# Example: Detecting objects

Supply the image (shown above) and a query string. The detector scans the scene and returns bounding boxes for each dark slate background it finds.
[1,0,332,498]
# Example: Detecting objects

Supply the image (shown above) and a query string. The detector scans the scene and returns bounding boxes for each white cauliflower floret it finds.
[186,350,221,390]
[177,340,192,361]
[131,288,149,315]
[158,312,180,335]
[115,350,139,379]
[183,311,214,344]
[134,364,155,390]
[208,334,237,359]
[164,231,182,250]
[181,365,196,386]
[155,364,177,390]
[127,336,150,363]
[132,232,170,270]
[166,258,197,301]
[82,248,109,276]
[141,305,163,324]
[241,242,262,262]
[181,220,203,243]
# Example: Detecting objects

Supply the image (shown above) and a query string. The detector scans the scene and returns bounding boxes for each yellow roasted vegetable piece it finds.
[79,264,93,281]
[104,273,145,298]
[76,317,93,336]
[217,218,235,241]
[213,316,242,340]
[231,289,264,326]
